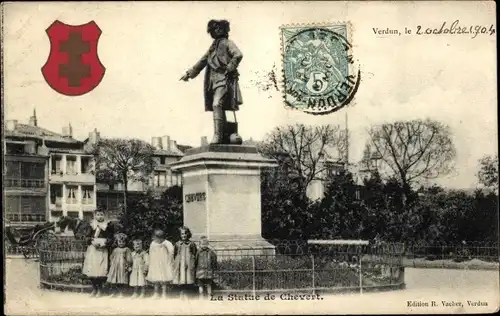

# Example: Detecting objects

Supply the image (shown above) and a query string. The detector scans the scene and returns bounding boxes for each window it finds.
[66,157,77,175]
[83,212,94,221]
[67,186,77,204]
[154,171,166,187]
[166,170,172,187]
[6,143,25,154]
[30,197,46,215]
[5,161,45,188]
[5,196,20,215]
[160,157,166,165]
[172,172,178,186]
[5,196,46,222]
[50,185,63,204]
[67,211,79,219]
[83,189,92,199]
[82,186,93,204]
[81,157,93,173]
[5,161,21,188]
[355,189,361,200]
[19,162,45,182]
[5,161,20,177]
[52,156,62,174]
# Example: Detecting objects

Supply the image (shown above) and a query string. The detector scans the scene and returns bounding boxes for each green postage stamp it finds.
[280,23,361,115]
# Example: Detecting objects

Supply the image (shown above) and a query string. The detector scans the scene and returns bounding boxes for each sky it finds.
[3,1,497,189]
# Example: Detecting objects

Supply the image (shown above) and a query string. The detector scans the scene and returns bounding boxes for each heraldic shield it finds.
[41,20,105,96]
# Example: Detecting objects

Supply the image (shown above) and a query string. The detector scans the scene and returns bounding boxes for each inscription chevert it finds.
[185,192,206,203]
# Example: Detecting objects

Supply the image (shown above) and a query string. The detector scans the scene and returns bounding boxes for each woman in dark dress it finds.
[82,210,114,297]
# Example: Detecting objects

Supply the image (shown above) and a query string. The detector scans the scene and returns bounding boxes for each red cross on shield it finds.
[41,20,106,96]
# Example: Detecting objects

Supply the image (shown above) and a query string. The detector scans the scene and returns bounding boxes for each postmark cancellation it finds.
[280,22,360,115]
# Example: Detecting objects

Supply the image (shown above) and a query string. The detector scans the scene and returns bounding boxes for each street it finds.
[4,258,499,315]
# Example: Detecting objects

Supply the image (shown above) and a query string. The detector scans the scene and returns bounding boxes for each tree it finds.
[360,172,391,239]
[92,138,156,215]
[259,123,347,193]
[120,186,183,245]
[469,190,498,242]
[364,119,456,189]
[363,176,419,241]
[261,168,313,240]
[411,187,498,244]
[477,154,498,190]
[309,170,366,239]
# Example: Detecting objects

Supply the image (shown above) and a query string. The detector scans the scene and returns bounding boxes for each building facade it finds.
[92,135,191,216]
[48,147,96,222]
[4,111,97,226]
[4,136,49,227]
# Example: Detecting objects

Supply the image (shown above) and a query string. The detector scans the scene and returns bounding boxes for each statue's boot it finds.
[211,107,225,144]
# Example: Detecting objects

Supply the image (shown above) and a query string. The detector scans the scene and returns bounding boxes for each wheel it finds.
[22,245,33,259]
[20,238,38,259]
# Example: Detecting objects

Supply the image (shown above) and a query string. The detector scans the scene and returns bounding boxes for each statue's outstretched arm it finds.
[187,51,209,78]
[226,40,243,73]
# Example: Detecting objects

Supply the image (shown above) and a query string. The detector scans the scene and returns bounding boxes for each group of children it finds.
[82,210,217,299]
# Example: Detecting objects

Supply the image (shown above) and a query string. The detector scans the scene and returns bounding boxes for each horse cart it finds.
[5,221,59,259]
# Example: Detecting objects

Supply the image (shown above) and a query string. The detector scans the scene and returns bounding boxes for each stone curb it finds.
[403,260,499,270]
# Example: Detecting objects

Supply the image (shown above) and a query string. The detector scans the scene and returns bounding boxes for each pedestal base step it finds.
[201,238,276,258]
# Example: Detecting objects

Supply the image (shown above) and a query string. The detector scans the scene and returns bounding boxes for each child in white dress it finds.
[130,239,149,298]
[107,233,132,298]
[146,229,174,299]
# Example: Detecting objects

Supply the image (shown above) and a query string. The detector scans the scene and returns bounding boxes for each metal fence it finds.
[215,254,404,295]
[214,241,405,295]
[36,239,406,294]
[38,240,90,291]
[405,241,499,262]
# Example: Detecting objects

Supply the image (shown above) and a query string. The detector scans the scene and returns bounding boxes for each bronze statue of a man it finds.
[180,20,243,144]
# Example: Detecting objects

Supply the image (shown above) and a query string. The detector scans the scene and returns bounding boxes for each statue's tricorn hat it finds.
[207,19,230,33]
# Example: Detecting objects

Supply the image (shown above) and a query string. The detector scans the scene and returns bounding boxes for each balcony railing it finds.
[50,172,95,184]
[52,169,95,175]
[82,198,94,205]
[5,178,45,189]
[6,213,46,222]
[66,169,78,175]
[66,198,78,204]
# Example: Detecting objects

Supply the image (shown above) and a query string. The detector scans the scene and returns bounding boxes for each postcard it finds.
[2,1,498,315]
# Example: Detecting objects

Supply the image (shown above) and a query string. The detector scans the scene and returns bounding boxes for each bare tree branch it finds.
[363,119,456,187]
[93,138,157,214]
[260,123,346,191]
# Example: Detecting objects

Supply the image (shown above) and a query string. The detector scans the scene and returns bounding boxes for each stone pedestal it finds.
[170,144,277,256]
